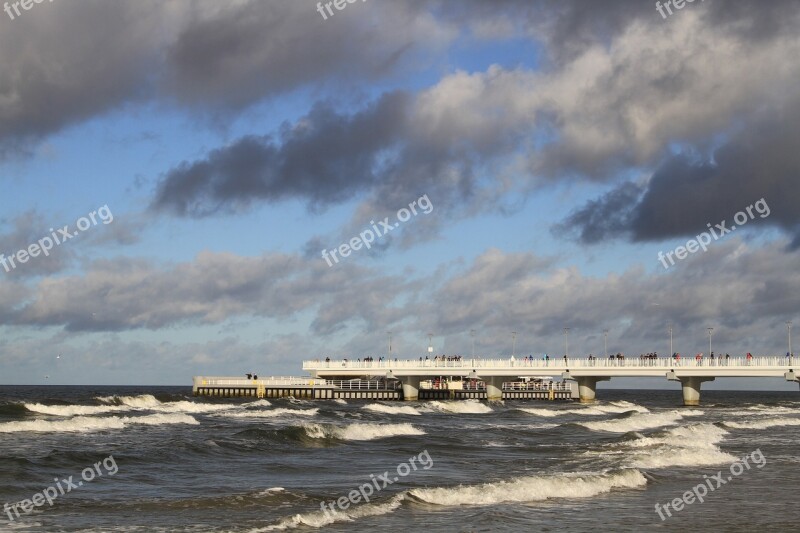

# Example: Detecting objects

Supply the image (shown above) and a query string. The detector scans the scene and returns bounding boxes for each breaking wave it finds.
[363,404,421,416]
[259,494,405,531]
[519,401,649,418]
[300,422,424,441]
[408,469,647,506]
[586,423,737,469]
[223,408,320,418]
[0,413,198,433]
[577,411,691,433]
[722,417,800,430]
[424,400,493,414]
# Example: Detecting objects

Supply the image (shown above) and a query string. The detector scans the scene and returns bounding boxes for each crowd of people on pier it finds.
[315,351,788,366]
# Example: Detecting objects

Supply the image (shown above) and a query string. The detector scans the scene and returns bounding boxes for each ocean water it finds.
[1,386,799,531]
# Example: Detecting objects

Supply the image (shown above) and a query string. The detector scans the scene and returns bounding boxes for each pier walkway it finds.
[303,356,800,405]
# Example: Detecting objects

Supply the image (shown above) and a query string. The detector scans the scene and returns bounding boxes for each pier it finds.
[302,356,800,405]
[192,375,576,400]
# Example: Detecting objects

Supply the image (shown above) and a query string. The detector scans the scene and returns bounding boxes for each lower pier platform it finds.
[193,376,577,401]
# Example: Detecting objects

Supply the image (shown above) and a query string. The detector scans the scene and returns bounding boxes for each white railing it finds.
[325,379,401,390]
[304,356,795,370]
[503,382,570,391]
[197,376,327,387]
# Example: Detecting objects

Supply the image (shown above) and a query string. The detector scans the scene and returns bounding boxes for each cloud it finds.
[148,3,800,231]
[151,92,412,216]
[411,243,800,356]
[555,99,800,245]
[0,0,451,154]
[0,211,76,278]
[12,251,412,334]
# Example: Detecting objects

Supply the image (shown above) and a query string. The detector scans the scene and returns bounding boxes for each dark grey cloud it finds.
[555,102,800,246]
[0,1,163,156]
[0,0,448,153]
[151,92,411,216]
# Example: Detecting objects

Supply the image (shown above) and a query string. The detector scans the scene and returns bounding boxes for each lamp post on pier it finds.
[511,331,517,358]
[669,323,673,357]
[470,329,476,359]
[707,327,714,357]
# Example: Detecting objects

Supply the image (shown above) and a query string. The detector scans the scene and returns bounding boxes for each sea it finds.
[0,386,799,532]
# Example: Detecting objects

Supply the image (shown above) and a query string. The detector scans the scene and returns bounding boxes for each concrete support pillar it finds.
[485,377,504,401]
[575,377,610,404]
[401,376,421,401]
[669,375,715,406]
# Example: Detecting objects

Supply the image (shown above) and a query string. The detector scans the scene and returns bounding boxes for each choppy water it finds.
[1,386,799,531]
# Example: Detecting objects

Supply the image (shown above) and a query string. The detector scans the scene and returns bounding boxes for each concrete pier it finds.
[666,372,715,406]
[485,376,504,401]
[400,376,421,401]
[573,376,610,404]
[303,355,795,405]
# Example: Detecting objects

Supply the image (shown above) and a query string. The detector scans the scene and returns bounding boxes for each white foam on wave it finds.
[732,405,799,419]
[301,422,424,441]
[332,399,347,405]
[409,469,646,506]
[150,401,235,414]
[0,413,198,433]
[363,403,421,416]
[247,400,273,408]
[619,424,736,468]
[578,411,688,433]
[30,398,235,416]
[24,403,130,416]
[723,417,800,430]
[125,413,200,426]
[424,400,493,414]
[257,494,405,531]
[519,401,648,418]
[254,469,645,530]
[223,408,319,418]
[95,394,162,408]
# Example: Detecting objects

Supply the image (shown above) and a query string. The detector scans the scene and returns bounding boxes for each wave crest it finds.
[409,469,646,506]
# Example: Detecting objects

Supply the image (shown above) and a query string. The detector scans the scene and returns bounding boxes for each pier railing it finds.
[197,376,327,387]
[325,379,401,390]
[304,356,794,370]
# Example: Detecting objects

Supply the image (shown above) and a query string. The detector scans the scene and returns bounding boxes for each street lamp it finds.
[564,327,570,358]
[707,327,713,357]
[470,329,476,359]
[387,331,393,357]
[603,329,608,359]
[427,333,433,355]
[787,321,793,358]
[511,331,517,358]
[669,323,673,356]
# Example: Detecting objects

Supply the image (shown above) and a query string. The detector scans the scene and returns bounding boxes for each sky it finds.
[0,0,799,390]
